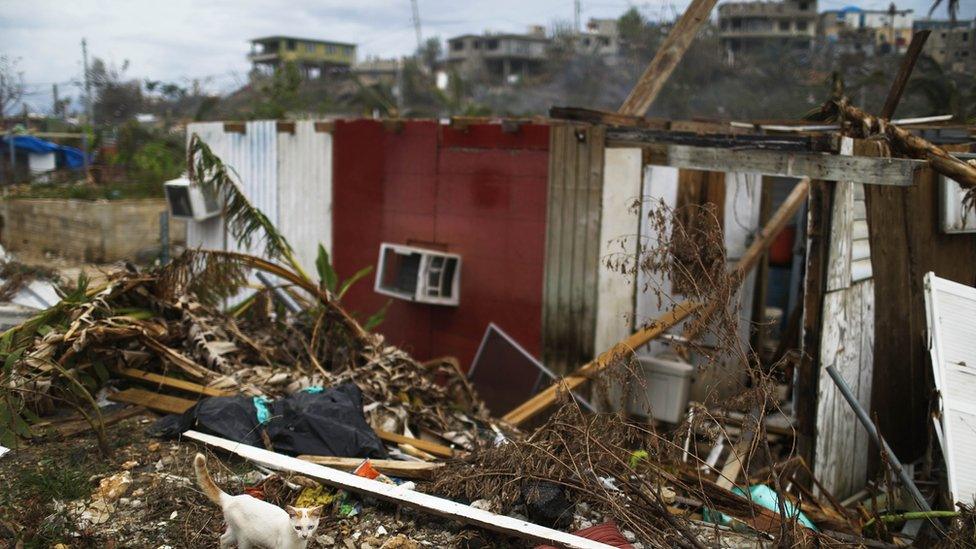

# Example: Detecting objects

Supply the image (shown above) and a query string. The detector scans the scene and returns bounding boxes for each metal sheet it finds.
[925,272,976,504]
[277,120,333,275]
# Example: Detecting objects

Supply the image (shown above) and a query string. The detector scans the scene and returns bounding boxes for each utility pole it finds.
[574,0,581,34]
[410,0,423,52]
[52,83,59,118]
[81,38,94,125]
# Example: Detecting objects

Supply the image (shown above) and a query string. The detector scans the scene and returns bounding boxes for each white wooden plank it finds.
[184,431,615,549]
[852,239,871,262]
[595,148,641,356]
[851,258,873,282]
[852,220,869,241]
[656,144,923,187]
[815,288,864,497]
[825,181,853,292]
[853,280,875,491]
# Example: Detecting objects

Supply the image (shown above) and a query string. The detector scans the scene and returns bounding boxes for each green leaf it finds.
[93,360,110,384]
[3,348,24,374]
[363,300,391,332]
[338,266,373,300]
[316,244,338,292]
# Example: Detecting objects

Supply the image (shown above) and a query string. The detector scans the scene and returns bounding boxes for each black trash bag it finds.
[148,382,387,459]
[521,480,575,529]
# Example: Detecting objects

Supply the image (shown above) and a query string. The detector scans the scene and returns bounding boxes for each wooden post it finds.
[880,30,931,120]
[617,0,719,116]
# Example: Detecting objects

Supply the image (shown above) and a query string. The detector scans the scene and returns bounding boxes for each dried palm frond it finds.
[187,133,309,281]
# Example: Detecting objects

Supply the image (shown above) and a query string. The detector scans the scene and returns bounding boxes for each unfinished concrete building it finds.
[718,0,818,55]
[445,28,550,83]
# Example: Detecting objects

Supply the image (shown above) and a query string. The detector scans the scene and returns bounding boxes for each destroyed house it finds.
[183,113,976,501]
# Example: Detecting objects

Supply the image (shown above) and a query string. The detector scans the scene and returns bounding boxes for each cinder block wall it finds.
[0,199,186,263]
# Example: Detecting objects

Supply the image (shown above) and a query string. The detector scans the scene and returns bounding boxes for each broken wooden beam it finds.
[603,126,832,152]
[880,30,931,120]
[643,144,923,187]
[52,406,146,438]
[297,455,443,480]
[374,429,455,459]
[108,388,198,415]
[186,431,616,549]
[832,100,976,191]
[503,301,701,426]
[618,0,719,116]
[114,367,233,398]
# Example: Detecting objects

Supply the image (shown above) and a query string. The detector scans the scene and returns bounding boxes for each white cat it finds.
[194,453,322,549]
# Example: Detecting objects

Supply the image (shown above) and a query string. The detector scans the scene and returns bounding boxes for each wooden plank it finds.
[549,106,667,128]
[53,406,146,438]
[854,280,875,489]
[618,0,719,116]
[108,388,197,415]
[605,127,827,152]
[654,144,923,187]
[373,429,455,459]
[185,431,616,549]
[795,180,832,472]
[578,126,605,371]
[504,301,701,425]
[115,367,234,398]
[880,31,931,120]
[297,456,443,480]
[814,288,864,497]
[863,142,976,463]
[825,181,853,292]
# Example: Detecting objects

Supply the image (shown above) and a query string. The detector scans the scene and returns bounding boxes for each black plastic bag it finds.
[149,382,387,459]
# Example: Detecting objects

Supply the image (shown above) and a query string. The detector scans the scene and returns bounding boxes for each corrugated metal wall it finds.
[277,121,333,275]
[542,124,606,376]
[184,120,333,303]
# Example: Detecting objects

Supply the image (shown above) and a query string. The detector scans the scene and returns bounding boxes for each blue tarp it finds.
[0,135,88,170]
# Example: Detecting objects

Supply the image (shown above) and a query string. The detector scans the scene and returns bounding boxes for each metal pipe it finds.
[825,366,932,513]
[254,271,301,314]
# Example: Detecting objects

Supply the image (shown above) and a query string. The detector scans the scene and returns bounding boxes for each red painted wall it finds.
[332,120,549,368]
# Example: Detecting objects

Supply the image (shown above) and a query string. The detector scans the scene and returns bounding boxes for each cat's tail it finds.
[194,453,227,505]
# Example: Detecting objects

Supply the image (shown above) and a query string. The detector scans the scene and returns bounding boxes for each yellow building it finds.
[249,36,357,78]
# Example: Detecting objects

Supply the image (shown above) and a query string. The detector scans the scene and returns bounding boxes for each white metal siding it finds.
[277,121,333,277]
[925,272,976,504]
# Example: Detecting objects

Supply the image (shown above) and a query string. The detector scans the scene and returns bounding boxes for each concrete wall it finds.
[0,198,186,263]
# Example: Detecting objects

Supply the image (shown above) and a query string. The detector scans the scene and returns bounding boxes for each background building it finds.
[718,0,818,55]
[446,27,551,83]
[916,19,976,73]
[819,6,914,55]
[249,36,357,78]
[577,18,622,61]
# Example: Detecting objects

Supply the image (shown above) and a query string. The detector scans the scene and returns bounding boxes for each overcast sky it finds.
[1,0,972,113]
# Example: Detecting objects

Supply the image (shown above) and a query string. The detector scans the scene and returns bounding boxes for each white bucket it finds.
[628,353,694,424]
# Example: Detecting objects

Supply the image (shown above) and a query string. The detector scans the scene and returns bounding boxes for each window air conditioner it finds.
[164,177,222,221]
[940,153,976,234]
[375,243,461,306]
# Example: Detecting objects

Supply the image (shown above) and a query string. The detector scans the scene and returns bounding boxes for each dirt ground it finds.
[0,410,518,549]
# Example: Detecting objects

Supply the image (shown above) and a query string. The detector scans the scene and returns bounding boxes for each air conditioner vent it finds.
[375,243,461,306]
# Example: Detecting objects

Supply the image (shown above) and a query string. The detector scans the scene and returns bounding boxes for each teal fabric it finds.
[703,484,818,531]
[253,396,274,425]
